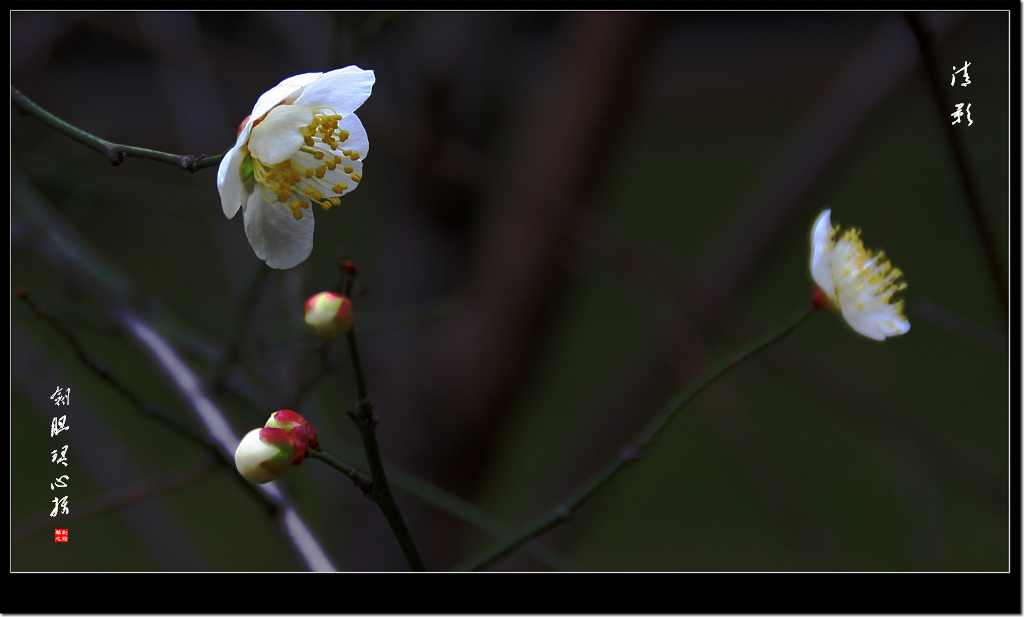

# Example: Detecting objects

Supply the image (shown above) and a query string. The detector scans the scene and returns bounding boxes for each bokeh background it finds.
[11,10,1011,574]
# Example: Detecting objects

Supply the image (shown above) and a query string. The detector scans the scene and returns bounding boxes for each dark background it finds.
[11,10,1011,574]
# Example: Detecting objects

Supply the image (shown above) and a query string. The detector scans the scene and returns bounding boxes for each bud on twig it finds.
[304,291,354,339]
[234,410,321,484]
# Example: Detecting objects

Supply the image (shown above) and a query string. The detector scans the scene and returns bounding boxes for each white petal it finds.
[839,301,897,341]
[235,429,281,484]
[293,66,375,115]
[243,191,315,269]
[248,105,314,166]
[885,313,911,337]
[250,72,323,123]
[809,209,836,297]
[336,113,369,161]
[217,144,249,219]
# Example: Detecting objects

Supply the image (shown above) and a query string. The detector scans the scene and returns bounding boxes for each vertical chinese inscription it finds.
[50,387,71,532]
[950,61,973,126]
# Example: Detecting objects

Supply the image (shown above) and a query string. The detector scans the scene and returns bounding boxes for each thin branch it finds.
[583,213,1007,514]
[346,399,426,571]
[345,327,370,403]
[332,257,424,569]
[341,261,370,402]
[11,86,224,172]
[234,375,577,570]
[458,304,816,571]
[309,449,373,494]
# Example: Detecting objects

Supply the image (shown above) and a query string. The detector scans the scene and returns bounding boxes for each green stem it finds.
[308,449,373,493]
[11,86,225,172]
[457,303,816,571]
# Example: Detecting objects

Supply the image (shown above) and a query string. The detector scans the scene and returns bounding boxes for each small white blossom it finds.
[810,209,910,341]
[218,67,374,269]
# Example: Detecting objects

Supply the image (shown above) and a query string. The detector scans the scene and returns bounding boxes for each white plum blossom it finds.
[810,209,910,341]
[218,67,374,269]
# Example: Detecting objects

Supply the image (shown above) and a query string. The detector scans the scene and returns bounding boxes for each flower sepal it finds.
[810,285,833,311]
[266,409,321,465]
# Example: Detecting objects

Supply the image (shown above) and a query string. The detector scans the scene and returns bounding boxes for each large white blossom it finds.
[810,209,909,341]
[218,67,374,269]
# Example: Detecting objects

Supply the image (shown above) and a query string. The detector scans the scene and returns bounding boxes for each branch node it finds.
[347,398,378,429]
[106,147,125,167]
[183,154,208,173]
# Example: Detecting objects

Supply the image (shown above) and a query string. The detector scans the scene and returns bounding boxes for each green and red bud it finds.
[234,410,321,484]
[304,291,354,339]
[266,409,320,462]
[235,427,295,484]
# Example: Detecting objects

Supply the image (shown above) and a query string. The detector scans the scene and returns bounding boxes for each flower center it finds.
[831,229,907,313]
[248,105,363,221]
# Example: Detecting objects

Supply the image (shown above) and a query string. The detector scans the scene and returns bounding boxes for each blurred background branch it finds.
[12,164,335,571]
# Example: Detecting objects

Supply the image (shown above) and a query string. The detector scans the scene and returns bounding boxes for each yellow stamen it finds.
[247,106,359,220]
